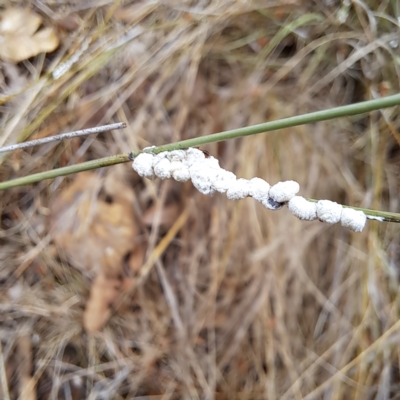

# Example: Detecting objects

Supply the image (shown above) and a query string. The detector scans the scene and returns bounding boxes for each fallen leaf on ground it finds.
[83,272,121,333]
[50,169,144,332]
[0,8,59,62]
[50,171,138,274]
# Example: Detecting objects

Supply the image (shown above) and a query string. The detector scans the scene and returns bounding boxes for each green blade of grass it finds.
[1,93,400,201]
[0,154,130,190]
[143,93,400,154]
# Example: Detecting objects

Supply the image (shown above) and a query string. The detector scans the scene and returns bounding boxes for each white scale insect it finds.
[132,148,367,232]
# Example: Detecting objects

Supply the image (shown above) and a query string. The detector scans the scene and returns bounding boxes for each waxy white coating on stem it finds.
[183,148,206,167]
[172,167,191,182]
[192,157,222,195]
[152,152,167,167]
[366,215,385,222]
[189,160,218,195]
[169,161,191,182]
[226,178,251,200]
[340,208,366,232]
[169,161,184,173]
[143,145,157,151]
[248,177,270,203]
[269,181,300,203]
[288,196,317,221]
[167,150,187,162]
[212,169,237,193]
[132,153,155,179]
[132,148,369,232]
[154,158,172,180]
[316,200,342,224]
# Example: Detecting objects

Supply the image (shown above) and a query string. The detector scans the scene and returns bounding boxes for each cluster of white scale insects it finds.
[132,148,367,232]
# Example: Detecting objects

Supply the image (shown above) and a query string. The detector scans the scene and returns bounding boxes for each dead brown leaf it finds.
[50,171,138,274]
[83,272,121,333]
[0,8,59,62]
[50,170,144,332]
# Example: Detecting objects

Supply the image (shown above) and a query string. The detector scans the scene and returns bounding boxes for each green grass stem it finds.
[0,154,130,190]
[140,93,400,154]
[1,93,400,223]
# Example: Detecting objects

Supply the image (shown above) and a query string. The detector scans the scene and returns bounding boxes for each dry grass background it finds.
[0,1,400,399]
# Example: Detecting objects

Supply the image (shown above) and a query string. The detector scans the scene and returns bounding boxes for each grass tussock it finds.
[0,1,400,399]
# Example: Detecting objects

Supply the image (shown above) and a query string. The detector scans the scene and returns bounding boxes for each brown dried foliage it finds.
[0,1,400,399]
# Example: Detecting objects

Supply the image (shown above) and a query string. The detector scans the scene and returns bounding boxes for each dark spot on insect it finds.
[128,152,134,160]
[195,147,210,158]
[265,197,283,210]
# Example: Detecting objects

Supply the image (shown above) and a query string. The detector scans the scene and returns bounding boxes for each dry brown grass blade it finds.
[1,1,400,398]
[17,335,36,400]
[139,207,190,284]
[303,317,400,400]
[0,341,10,400]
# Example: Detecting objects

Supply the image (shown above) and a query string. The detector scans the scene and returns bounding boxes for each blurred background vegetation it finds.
[0,1,400,399]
